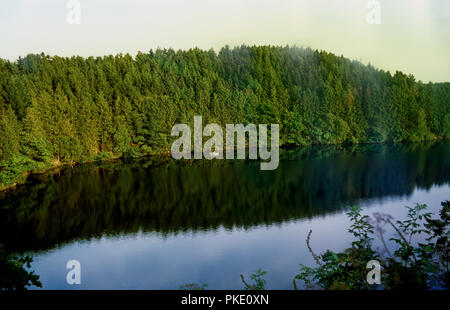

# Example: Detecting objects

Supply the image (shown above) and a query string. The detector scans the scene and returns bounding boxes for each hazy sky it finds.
[0,0,449,82]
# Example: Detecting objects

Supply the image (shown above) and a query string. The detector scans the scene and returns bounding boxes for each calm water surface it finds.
[0,142,449,289]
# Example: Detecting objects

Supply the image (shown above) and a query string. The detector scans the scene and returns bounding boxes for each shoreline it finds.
[0,137,447,194]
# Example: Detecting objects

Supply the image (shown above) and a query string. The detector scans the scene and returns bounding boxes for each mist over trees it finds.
[0,45,449,187]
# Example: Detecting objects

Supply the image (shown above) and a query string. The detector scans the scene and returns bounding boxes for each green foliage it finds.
[282,108,306,146]
[0,107,22,160]
[0,155,44,187]
[381,202,449,289]
[296,206,377,290]
[22,136,54,163]
[295,202,450,290]
[425,201,450,288]
[0,244,42,291]
[0,46,449,186]
[113,124,132,156]
[94,151,114,162]
[241,269,267,290]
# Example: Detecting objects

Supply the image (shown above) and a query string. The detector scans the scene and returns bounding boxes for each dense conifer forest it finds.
[1,45,449,188]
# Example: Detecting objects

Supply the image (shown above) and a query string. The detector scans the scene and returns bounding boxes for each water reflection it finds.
[0,141,449,253]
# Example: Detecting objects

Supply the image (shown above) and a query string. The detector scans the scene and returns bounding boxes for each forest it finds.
[1,45,449,188]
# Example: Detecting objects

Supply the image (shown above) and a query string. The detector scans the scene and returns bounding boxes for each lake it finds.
[0,141,449,289]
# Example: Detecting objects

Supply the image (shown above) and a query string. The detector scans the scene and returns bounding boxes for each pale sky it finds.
[0,0,449,82]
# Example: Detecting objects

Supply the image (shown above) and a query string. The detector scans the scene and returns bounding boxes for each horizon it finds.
[0,0,449,83]
[6,44,449,85]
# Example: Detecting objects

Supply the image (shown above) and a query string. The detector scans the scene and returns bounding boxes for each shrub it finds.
[295,202,449,290]
[0,155,44,187]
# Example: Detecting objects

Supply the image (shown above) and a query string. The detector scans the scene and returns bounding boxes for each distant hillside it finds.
[0,45,449,187]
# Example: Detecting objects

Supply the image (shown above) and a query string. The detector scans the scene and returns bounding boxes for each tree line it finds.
[0,45,449,188]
